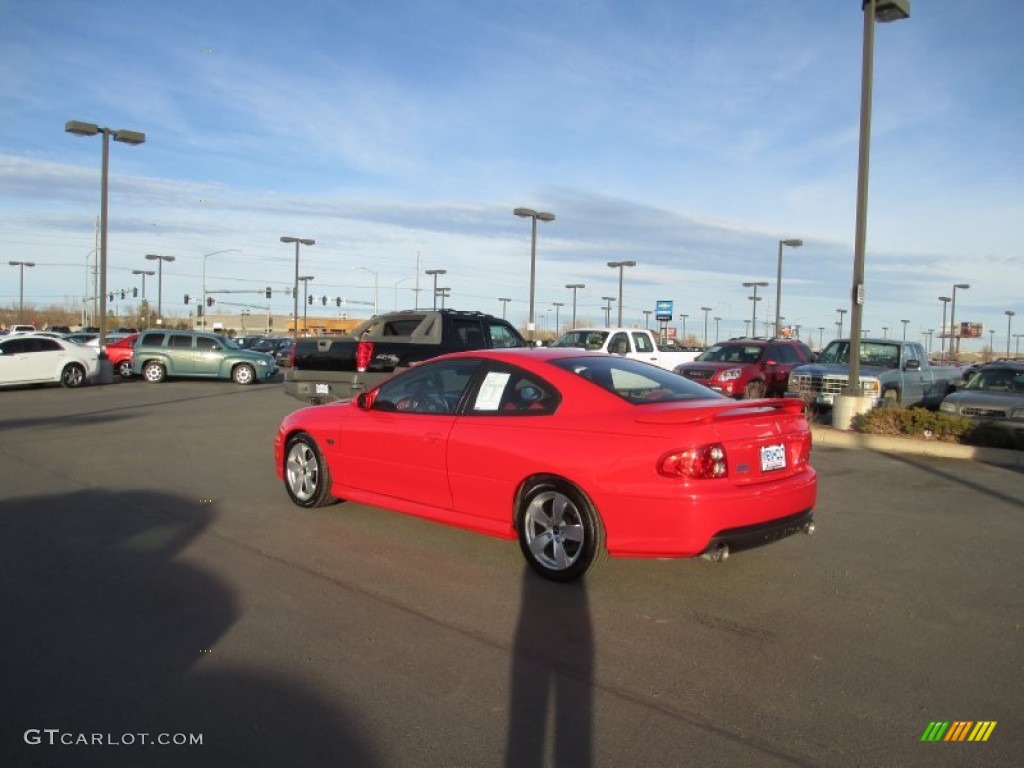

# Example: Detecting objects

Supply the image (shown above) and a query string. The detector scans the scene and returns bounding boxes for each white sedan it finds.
[0,334,100,388]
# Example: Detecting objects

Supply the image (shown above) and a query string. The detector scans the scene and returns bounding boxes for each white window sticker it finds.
[474,371,512,411]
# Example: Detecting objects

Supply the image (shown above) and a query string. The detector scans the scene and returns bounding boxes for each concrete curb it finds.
[810,426,1024,468]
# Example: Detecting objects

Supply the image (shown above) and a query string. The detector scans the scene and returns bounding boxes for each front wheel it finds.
[284,434,336,508]
[143,362,166,383]
[517,479,603,581]
[232,364,256,385]
[61,363,86,388]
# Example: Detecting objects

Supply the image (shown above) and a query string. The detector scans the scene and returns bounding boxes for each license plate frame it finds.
[760,443,787,472]
[315,383,330,395]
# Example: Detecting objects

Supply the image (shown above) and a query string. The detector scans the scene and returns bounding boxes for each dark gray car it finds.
[939,361,1024,425]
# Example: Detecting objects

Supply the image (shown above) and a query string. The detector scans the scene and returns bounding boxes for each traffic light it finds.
[120,290,126,300]
[206,297,215,307]
[335,297,341,307]
[196,305,203,318]
[108,293,114,302]
[321,295,327,306]
[133,287,138,298]
[308,295,313,305]
[184,294,191,304]
[265,286,272,299]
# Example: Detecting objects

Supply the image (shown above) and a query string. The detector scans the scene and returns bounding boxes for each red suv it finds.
[673,338,814,399]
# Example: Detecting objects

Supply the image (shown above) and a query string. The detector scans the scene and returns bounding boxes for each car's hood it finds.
[679,360,754,371]
[944,390,1024,411]
[790,363,890,376]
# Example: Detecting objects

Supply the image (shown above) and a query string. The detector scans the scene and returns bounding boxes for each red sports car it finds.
[105,334,139,378]
[274,348,816,581]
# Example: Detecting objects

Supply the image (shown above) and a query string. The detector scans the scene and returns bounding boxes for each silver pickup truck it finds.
[787,339,961,408]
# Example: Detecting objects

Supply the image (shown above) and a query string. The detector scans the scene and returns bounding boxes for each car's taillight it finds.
[658,443,728,479]
[355,341,374,372]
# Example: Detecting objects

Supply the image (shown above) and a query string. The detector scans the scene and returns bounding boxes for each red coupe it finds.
[105,334,139,378]
[274,348,816,581]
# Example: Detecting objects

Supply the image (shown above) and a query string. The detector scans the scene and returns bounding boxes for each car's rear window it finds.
[548,356,726,404]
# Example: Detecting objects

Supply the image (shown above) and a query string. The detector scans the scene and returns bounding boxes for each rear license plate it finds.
[315,383,330,395]
[760,443,787,472]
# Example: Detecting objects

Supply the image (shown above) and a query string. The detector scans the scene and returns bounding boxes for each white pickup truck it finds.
[550,328,703,370]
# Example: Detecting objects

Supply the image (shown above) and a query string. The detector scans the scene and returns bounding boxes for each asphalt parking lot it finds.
[1,378,1021,767]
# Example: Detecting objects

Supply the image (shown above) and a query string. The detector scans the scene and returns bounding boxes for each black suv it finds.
[674,337,815,399]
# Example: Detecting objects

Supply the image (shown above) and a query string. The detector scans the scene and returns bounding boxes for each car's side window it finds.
[139,333,165,347]
[373,359,481,414]
[487,323,523,349]
[197,336,222,351]
[470,366,558,416]
[632,332,654,353]
[169,335,193,349]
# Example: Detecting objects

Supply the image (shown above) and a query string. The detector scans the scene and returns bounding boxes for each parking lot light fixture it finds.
[607,260,637,326]
[201,249,242,330]
[1005,311,1016,358]
[950,283,970,359]
[9,261,36,320]
[144,254,176,323]
[602,296,616,328]
[901,319,909,340]
[743,281,769,336]
[774,239,803,339]
[514,208,556,340]
[66,119,145,351]
[425,269,447,311]
[498,297,512,319]
[280,237,315,339]
[937,297,951,362]
[844,0,910,402]
[700,306,713,347]
[565,283,585,329]
[298,275,315,335]
[131,269,155,301]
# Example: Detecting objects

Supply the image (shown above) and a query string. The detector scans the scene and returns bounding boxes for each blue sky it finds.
[1,0,1022,350]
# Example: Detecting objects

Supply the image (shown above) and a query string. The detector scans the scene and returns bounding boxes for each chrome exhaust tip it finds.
[700,543,730,563]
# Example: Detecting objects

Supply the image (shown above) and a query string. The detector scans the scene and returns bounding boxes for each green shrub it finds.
[851,406,1023,450]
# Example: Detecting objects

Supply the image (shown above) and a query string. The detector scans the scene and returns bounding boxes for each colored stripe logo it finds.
[921,721,997,742]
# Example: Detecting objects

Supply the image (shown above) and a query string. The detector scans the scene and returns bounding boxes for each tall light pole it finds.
[714,316,722,343]
[436,287,451,309]
[552,302,564,335]
[354,267,379,314]
[1015,334,1023,359]
[513,207,555,340]
[901,318,909,340]
[298,275,315,335]
[1005,311,1016,358]
[201,249,242,329]
[607,260,636,327]
[425,269,447,310]
[700,306,713,347]
[280,236,315,339]
[950,283,969,359]
[65,120,145,352]
[836,308,848,338]
[602,297,616,328]
[679,314,689,340]
[565,283,585,329]
[843,0,910,405]
[642,310,652,329]
[774,238,803,339]
[818,327,826,349]
[938,296,951,362]
[393,277,414,310]
[743,281,769,336]
[131,269,154,300]
[144,254,176,324]
[8,261,35,320]
[498,297,512,319]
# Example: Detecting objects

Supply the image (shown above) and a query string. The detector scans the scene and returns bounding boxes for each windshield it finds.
[548,355,727,404]
[815,341,901,369]
[551,330,608,350]
[696,343,764,364]
[963,367,1024,392]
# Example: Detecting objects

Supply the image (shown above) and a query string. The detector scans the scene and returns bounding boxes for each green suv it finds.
[132,330,277,385]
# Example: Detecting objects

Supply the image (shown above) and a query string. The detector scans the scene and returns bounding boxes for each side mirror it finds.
[356,391,375,410]
[904,359,921,371]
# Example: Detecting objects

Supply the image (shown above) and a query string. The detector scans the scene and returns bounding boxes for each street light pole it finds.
[498,297,512,319]
[355,267,379,314]
[552,302,564,335]
[743,282,769,335]
[950,283,969,359]
[201,249,242,330]
[1005,311,1016,358]
[836,308,848,338]
[280,236,315,339]
[602,297,616,328]
[8,261,36,320]
[144,254,176,324]
[607,260,637,327]
[938,296,951,362]
[425,269,447,311]
[774,238,803,339]
[700,306,712,347]
[298,275,315,335]
[131,269,154,300]
[844,0,910,406]
[565,283,585,329]
[901,318,909,340]
[514,208,555,340]
[714,316,722,343]
[65,120,145,351]
[679,314,688,341]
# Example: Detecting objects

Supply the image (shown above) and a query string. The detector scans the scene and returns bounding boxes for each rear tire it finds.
[517,479,603,581]
[881,389,900,408]
[143,362,166,383]
[284,434,336,508]
[117,359,133,378]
